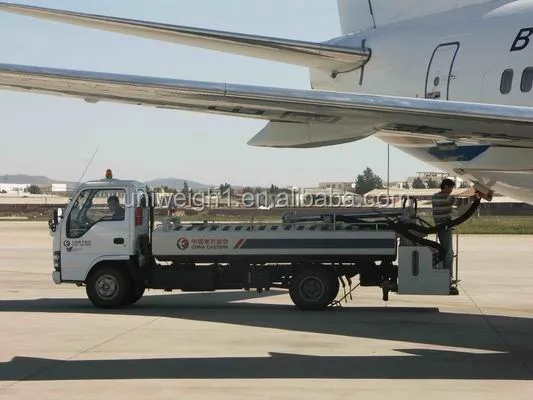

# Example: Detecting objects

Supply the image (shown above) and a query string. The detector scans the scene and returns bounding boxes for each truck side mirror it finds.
[139,194,147,208]
[56,208,63,223]
[52,208,63,225]
[49,208,62,232]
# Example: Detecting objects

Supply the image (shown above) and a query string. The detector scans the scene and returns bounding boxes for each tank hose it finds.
[395,197,481,235]
[383,196,481,263]
[386,219,446,262]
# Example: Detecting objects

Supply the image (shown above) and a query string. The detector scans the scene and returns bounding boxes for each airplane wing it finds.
[0,2,369,71]
[1,63,533,149]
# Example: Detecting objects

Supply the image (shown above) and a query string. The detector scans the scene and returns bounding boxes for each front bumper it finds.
[52,271,61,284]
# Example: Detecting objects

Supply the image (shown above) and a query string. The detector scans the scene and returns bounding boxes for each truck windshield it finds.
[66,188,127,238]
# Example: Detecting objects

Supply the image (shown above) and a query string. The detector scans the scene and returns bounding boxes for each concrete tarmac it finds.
[0,221,532,399]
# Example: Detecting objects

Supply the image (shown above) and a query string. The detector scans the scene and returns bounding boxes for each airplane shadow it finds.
[0,290,532,381]
[0,350,530,381]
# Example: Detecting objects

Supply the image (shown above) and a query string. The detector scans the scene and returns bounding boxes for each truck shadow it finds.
[0,291,532,381]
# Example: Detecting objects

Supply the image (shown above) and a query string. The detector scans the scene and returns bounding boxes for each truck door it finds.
[425,42,460,100]
[60,187,131,281]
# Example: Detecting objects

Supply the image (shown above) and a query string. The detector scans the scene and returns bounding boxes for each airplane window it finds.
[500,69,513,94]
[520,67,533,93]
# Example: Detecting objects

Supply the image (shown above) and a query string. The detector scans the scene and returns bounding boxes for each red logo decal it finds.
[177,237,189,250]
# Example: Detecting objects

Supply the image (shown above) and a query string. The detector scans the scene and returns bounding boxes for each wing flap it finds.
[248,121,378,148]
[1,63,533,148]
[0,2,369,70]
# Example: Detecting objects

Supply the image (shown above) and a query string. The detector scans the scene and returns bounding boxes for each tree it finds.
[26,184,41,194]
[354,167,384,195]
[219,182,232,194]
[182,181,192,204]
[160,185,177,194]
[411,177,426,189]
[427,179,439,189]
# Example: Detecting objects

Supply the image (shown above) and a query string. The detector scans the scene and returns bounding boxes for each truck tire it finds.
[86,266,131,309]
[124,282,146,306]
[289,267,338,310]
[327,275,340,304]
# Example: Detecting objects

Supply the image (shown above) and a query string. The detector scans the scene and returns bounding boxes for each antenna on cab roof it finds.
[69,146,99,200]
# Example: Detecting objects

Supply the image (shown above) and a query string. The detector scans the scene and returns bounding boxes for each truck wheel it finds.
[327,275,340,304]
[86,266,131,309]
[289,268,337,310]
[124,282,146,306]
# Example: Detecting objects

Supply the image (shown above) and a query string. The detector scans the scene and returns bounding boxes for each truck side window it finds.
[66,188,127,238]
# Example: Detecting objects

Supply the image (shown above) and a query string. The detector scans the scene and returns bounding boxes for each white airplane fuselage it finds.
[311,0,533,202]
[1,0,532,203]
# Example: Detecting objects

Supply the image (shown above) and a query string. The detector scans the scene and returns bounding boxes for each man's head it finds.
[440,178,456,194]
[107,195,120,212]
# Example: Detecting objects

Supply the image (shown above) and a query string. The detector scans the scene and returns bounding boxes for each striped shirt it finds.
[432,192,455,224]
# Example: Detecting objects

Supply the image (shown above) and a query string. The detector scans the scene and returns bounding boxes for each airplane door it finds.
[425,42,460,100]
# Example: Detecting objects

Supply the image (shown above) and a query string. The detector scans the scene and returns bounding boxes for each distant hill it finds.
[0,174,55,185]
[1,174,211,189]
[144,178,211,190]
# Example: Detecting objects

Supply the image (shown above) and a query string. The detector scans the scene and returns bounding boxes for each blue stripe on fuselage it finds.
[427,144,491,162]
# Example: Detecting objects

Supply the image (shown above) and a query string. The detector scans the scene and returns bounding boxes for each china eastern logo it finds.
[177,237,189,250]
[63,240,72,252]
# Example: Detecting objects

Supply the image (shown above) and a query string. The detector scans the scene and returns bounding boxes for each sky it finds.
[0,0,433,187]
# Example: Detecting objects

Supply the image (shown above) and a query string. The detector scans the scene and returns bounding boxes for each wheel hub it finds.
[298,276,325,302]
[95,274,119,299]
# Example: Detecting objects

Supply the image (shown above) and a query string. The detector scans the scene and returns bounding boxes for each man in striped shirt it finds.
[432,179,479,273]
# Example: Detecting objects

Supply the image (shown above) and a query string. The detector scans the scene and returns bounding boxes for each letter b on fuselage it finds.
[511,28,533,52]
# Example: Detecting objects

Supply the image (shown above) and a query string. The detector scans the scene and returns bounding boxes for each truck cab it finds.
[49,170,152,307]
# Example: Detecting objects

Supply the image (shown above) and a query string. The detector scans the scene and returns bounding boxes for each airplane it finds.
[1,0,533,203]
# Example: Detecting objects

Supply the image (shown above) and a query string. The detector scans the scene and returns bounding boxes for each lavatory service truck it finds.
[47,170,479,310]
